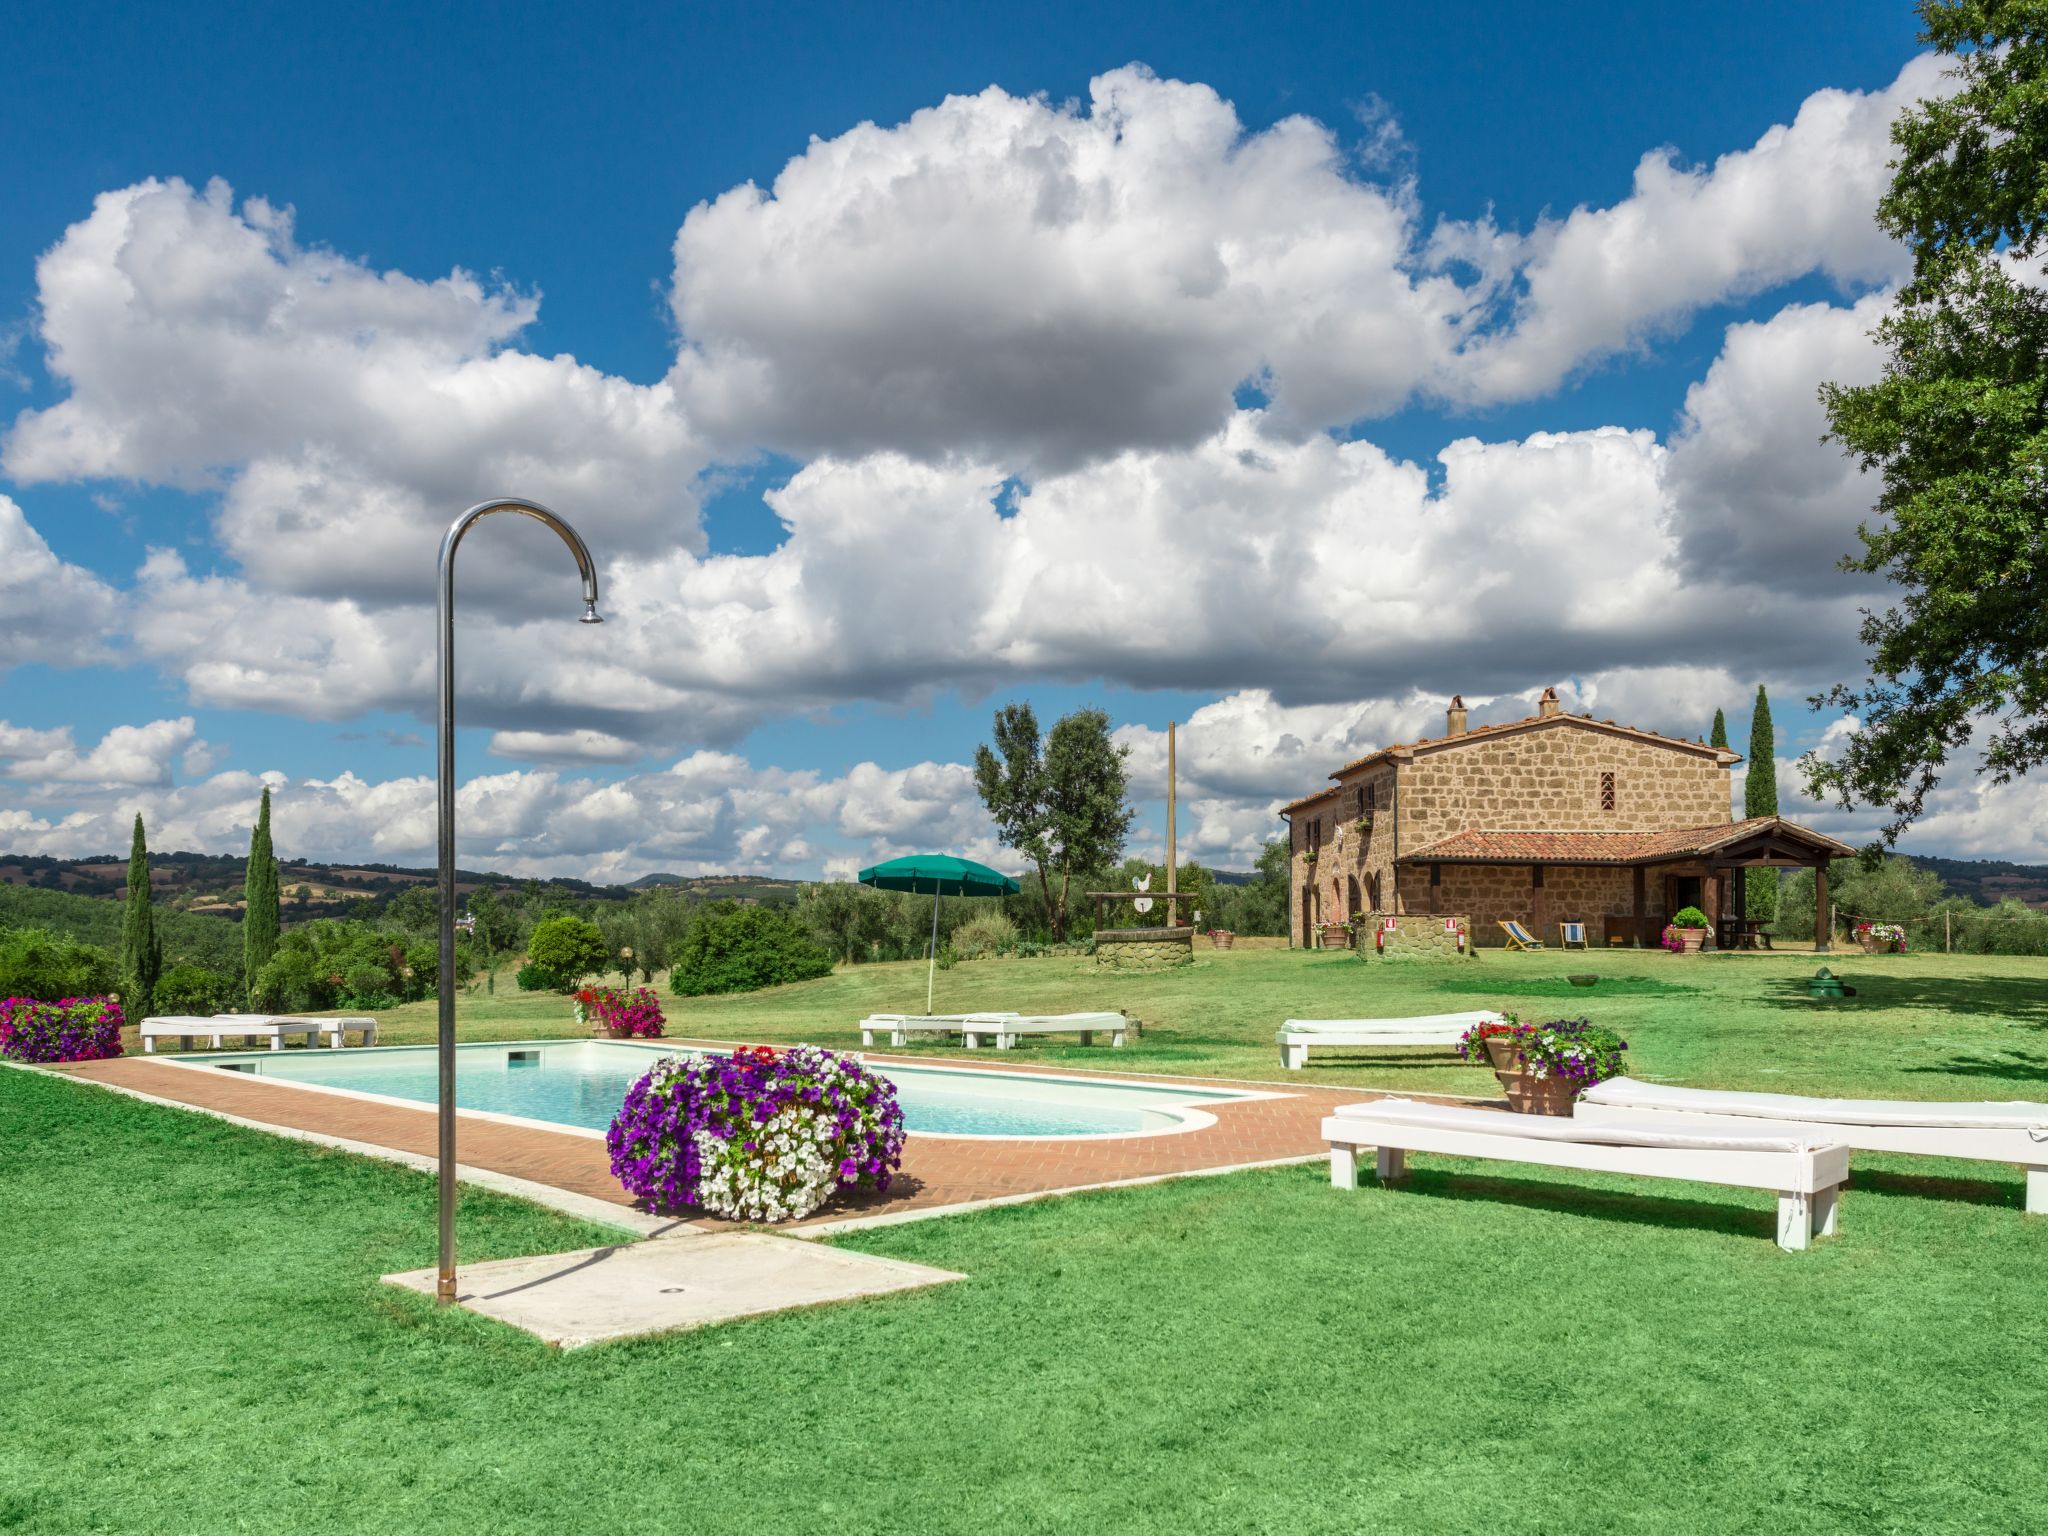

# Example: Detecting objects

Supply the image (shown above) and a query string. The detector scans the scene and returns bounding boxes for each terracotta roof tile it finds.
[1395,817,1855,866]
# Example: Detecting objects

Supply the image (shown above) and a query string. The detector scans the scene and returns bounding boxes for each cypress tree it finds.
[121,813,162,1018]
[1710,709,1729,750]
[244,786,280,1000]
[1744,686,1779,921]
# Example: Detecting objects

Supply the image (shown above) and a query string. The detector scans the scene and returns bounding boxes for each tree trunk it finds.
[1054,863,1074,942]
[1036,860,1058,940]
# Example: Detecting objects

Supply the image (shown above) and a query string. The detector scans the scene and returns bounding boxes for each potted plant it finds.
[1664,906,1711,953]
[1459,1014,1629,1115]
[1208,928,1236,950]
[1854,921,1907,954]
[575,985,666,1038]
[1316,920,1353,949]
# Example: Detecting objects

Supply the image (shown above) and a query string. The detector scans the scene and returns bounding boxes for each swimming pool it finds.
[189,1039,1261,1139]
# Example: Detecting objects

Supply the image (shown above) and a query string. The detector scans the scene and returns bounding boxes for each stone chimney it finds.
[1538,686,1562,719]
[1446,695,1468,736]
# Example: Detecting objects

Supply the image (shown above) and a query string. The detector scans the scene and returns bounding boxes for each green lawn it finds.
[354,941,2048,1102]
[6,1061,2048,1534]
[22,946,2048,1530]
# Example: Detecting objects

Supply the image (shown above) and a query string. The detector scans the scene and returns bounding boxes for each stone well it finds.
[1093,925,1195,972]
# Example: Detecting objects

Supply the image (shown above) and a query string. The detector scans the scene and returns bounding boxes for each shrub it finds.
[607,1044,905,1221]
[0,929,117,1003]
[0,996,124,1063]
[1671,906,1711,929]
[251,943,331,1012]
[1458,1013,1628,1098]
[951,910,1019,959]
[670,905,835,997]
[152,963,239,1016]
[575,985,665,1037]
[515,962,553,993]
[525,915,611,992]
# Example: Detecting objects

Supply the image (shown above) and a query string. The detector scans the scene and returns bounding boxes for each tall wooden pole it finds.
[1165,720,1178,900]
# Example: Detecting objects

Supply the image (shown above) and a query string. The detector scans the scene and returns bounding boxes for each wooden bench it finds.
[1275,1011,1503,1071]
[963,1012,1128,1049]
[1323,1099,1849,1251]
[139,1016,322,1052]
[1578,1076,2048,1215]
[858,1013,1020,1047]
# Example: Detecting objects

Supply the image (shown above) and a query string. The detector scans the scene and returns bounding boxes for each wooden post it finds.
[1165,720,1177,900]
[1813,863,1831,953]
[1945,910,1952,953]
[1632,865,1648,948]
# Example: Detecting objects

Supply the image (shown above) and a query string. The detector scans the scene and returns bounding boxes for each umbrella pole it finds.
[927,885,940,1016]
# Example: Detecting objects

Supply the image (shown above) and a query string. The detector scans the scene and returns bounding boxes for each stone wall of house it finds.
[1397,720,1730,850]
[1288,767,1397,946]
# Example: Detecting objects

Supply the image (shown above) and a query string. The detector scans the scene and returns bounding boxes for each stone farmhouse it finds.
[1279,689,1854,950]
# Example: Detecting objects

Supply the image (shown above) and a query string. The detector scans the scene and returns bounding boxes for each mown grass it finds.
[318,941,2048,1101]
[7,1063,2048,1534]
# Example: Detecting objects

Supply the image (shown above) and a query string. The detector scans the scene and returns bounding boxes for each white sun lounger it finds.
[859,1013,1021,1048]
[1276,1010,1505,1070]
[1577,1076,2048,1215]
[1323,1098,1849,1251]
[962,1012,1128,1049]
[140,1015,322,1052]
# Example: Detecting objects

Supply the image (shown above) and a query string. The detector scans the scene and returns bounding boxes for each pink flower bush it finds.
[0,996,125,1063]
[575,985,665,1037]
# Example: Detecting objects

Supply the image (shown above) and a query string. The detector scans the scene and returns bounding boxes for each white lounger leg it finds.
[1375,1146,1407,1183]
[1776,1191,1811,1252]
[1812,1183,1840,1239]
[2027,1166,2047,1216]
[143,1035,155,1053]
[1111,1027,1125,1048]
[860,1027,877,1047]
[269,1033,282,1051]
[1280,1042,1307,1071]
[1330,1145,1360,1189]
[1078,1030,1092,1047]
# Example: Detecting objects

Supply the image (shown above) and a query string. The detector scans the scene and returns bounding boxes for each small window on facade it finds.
[1365,782,1377,812]
[1599,771,1616,812]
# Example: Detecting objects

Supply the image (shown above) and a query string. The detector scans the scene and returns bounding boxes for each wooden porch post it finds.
[1632,865,1648,947]
[1814,862,1831,953]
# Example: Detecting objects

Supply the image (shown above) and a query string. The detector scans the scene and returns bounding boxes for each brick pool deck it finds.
[51,1045,1476,1230]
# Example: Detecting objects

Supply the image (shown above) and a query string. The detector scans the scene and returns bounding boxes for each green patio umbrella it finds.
[858,853,1022,1015]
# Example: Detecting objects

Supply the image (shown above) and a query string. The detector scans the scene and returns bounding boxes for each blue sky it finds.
[11,0,2032,879]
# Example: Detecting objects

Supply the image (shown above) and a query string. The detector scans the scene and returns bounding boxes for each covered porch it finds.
[1395,817,1857,951]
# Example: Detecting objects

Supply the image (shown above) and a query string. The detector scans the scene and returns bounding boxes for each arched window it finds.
[1347,874,1361,917]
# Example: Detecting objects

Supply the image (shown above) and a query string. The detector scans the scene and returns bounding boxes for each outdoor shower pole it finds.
[927,882,940,1016]
[436,499,602,1306]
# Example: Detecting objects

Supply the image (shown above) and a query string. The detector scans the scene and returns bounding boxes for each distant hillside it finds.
[1906,855,2048,910]
[0,884,243,973]
[0,853,804,922]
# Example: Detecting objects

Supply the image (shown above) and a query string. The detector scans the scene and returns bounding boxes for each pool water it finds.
[202,1040,1249,1139]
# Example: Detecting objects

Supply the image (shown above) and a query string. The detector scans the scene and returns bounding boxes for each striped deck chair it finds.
[1498,919,1546,951]
[1559,921,1589,950]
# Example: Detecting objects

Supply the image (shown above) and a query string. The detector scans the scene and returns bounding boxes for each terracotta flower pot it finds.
[1210,930,1236,950]
[1480,1035,1523,1073]
[1678,929,1707,953]
[1497,1071,1578,1116]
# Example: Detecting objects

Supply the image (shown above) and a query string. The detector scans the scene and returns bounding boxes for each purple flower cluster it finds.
[0,996,125,1064]
[607,1043,906,1219]
[1458,1014,1628,1097]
